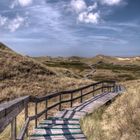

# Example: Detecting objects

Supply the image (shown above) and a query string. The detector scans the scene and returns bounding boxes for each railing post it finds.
[93,86,95,96]
[80,90,83,103]
[45,100,48,119]
[59,94,62,111]
[102,82,104,93]
[25,103,28,137]
[113,82,116,92]
[11,117,16,140]
[108,86,110,92]
[35,102,38,128]
[71,92,73,107]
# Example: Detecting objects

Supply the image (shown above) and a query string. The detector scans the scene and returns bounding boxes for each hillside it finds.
[1,42,140,101]
[0,43,140,140]
[0,43,92,102]
[34,55,140,82]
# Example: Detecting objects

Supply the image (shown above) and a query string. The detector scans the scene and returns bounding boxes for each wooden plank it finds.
[16,117,30,140]
[40,120,80,125]
[0,80,118,140]
[55,110,86,119]
[32,128,82,135]
[0,96,29,118]
[11,117,17,140]
[37,124,81,129]
[0,99,28,133]
[30,132,85,137]
[30,133,86,140]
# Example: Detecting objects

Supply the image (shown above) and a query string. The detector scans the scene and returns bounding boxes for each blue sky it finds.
[0,0,140,57]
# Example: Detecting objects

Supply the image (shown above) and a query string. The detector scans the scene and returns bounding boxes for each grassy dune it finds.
[1,43,140,140]
[0,43,92,102]
[81,80,140,140]
[34,55,140,82]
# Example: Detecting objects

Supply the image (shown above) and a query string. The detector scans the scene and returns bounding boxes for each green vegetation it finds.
[38,61,90,71]
[96,62,140,72]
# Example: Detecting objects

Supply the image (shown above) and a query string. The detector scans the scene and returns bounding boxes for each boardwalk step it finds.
[48,117,80,121]
[32,128,82,135]
[31,88,123,140]
[38,123,80,128]
[71,92,111,111]
[30,133,86,140]
[55,110,87,119]
[30,132,84,137]
[40,120,80,125]
[37,126,81,129]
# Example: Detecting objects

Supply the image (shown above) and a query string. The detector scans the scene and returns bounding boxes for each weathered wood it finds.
[0,96,29,133]
[40,120,80,125]
[11,117,16,140]
[16,117,30,140]
[25,103,28,136]
[59,94,62,111]
[0,81,117,140]
[29,81,115,103]
[80,90,83,103]
[31,84,124,140]
[30,134,86,140]
[70,92,73,107]
[0,96,29,119]
[45,100,48,119]
[35,102,38,128]
[30,102,60,121]
[55,110,86,119]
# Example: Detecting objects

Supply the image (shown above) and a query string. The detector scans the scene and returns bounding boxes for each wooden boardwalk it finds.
[0,81,125,140]
[30,85,124,140]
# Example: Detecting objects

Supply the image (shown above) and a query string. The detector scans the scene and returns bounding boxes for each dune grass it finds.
[81,80,140,140]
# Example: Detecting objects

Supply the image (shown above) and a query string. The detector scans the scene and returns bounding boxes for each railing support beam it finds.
[71,93,73,107]
[35,103,38,128]
[80,90,83,103]
[11,117,16,140]
[45,100,48,119]
[25,103,28,137]
[59,94,62,111]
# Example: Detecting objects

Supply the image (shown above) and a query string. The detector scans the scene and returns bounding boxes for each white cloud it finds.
[0,15,26,32]
[71,0,87,13]
[0,15,8,26]
[70,0,101,24]
[101,0,122,6]
[10,0,33,8]
[78,11,100,24]
[18,0,33,7]
[8,16,25,32]
[87,2,98,12]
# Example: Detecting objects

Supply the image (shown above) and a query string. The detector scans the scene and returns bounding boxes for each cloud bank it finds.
[101,0,122,6]
[0,0,140,57]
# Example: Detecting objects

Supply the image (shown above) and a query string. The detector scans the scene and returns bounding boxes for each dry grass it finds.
[0,43,92,102]
[1,43,140,139]
[80,107,106,140]
[81,80,140,140]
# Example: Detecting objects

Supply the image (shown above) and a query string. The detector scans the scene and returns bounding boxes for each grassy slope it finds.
[34,55,140,82]
[1,43,140,140]
[0,43,92,102]
[81,80,140,140]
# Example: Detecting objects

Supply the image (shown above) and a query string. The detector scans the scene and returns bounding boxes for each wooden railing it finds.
[0,80,116,140]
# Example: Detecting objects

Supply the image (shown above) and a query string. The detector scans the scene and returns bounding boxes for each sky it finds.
[0,0,140,57]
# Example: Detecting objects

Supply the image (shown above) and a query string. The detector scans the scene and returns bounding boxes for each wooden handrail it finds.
[0,80,116,140]
[0,96,30,133]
